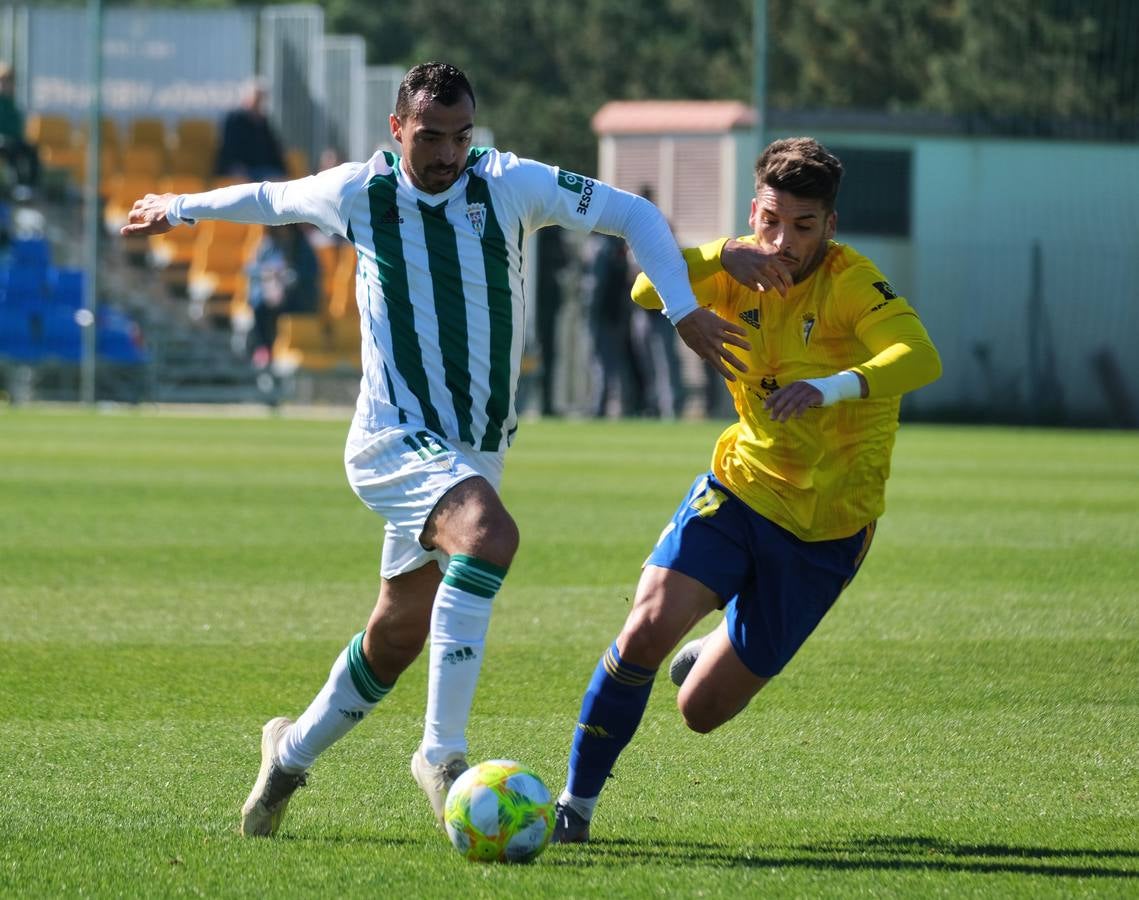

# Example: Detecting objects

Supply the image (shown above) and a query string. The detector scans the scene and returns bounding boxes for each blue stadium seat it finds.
[0,307,40,362]
[10,237,51,272]
[49,267,85,308]
[0,265,47,306]
[39,306,82,362]
[97,307,147,364]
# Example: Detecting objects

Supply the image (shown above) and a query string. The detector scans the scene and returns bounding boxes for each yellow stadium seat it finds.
[175,118,217,153]
[272,312,361,373]
[285,148,309,179]
[158,174,207,197]
[148,224,198,291]
[120,145,166,179]
[314,241,341,312]
[188,238,247,309]
[79,117,121,154]
[26,114,72,151]
[326,242,358,320]
[168,146,212,179]
[128,117,168,150]
[41,144,119,193]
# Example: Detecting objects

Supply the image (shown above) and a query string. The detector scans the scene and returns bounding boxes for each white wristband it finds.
[802,371,862,407]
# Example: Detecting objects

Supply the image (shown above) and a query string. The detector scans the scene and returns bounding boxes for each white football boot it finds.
[411,747,469,825]
[240,717,308,837]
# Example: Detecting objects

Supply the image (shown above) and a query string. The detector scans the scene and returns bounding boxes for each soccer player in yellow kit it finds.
[552,137,942,842]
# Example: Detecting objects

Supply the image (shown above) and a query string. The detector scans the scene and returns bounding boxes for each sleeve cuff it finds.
[165,197,195,227]
[663,295,699,325]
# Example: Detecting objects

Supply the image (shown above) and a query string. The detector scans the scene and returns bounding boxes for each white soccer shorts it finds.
[344,420,506,579]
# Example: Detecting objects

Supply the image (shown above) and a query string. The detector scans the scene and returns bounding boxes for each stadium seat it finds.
[0,264,49,306]
[0,307,38,362]
[78,117,122,156]
[272,281,361,374]
[285,148,310,179]
[148,223,198,291]
[158,174,207,197]
[97,307,146,364]
[42,141,119,190]
[174,118,217,155]
[104,174,156,232]
[119,145,166,180]
[325,242,359,320]
[25,114,72,152]
[188,236,248,317]
[10,237,52,272]
[168,146,212,179]
[48,268,85,309]
[314,241,342,311]
[39,306,82,362]
[127,117,168,151]
[271,313,324,370]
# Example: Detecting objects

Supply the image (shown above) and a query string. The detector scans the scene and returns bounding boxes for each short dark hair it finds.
[754,137,844,210]
[396,62,476,119]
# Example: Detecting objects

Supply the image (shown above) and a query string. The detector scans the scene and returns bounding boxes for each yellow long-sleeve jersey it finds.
[633,236,942,541]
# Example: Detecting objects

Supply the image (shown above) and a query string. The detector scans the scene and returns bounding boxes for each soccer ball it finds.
[443,759,555,863]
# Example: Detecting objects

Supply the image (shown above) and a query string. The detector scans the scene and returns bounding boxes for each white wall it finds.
[769,126,1139,423]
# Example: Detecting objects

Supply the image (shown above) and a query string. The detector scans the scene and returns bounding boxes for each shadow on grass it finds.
[545,833,1139,879]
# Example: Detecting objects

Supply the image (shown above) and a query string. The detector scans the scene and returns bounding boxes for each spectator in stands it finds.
[214,79,287,182]
[629,186,685,418]
[0,63,39,194]
[534,226,567,416]
[246,223,320,367]
[585,233,638,417]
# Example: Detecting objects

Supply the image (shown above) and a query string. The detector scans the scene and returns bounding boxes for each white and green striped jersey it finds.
[173,147,611,450]
[169,146,696,452]
[342,147,612,451]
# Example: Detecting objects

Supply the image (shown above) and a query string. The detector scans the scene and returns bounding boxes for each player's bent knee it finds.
[677,690,743,735]
[679,706,720,735]
[619,606,686,668]
[472,511,519,568]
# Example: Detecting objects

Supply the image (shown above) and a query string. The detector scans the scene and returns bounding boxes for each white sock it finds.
[558,790,599,821]
[421,554,504,765]
[277,632,390,772]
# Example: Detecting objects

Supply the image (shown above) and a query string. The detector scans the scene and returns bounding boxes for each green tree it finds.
[59,0,1138,166]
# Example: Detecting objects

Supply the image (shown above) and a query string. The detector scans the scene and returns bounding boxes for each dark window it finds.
[832,147,911,237]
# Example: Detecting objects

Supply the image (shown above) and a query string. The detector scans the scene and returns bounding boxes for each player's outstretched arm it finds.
[675,307,750,381]
[120,192,177,237]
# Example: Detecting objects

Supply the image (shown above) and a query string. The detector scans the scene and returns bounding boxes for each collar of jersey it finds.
[397,162,470,206]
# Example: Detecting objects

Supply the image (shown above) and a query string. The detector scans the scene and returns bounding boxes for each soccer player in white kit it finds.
[122,62,749,837]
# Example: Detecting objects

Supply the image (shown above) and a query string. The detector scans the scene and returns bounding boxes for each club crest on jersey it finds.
[465,203,487,237]
[759,375,780,394]
[801,313,816,345]
[739,308,760,329]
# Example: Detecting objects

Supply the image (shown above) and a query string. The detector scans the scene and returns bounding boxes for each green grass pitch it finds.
[1,407,1136,897]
